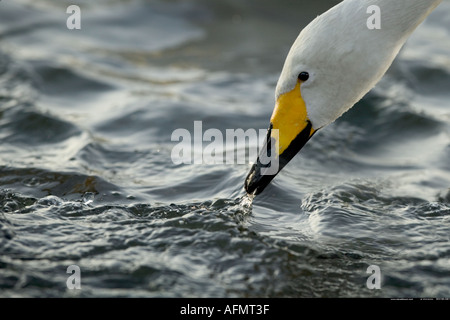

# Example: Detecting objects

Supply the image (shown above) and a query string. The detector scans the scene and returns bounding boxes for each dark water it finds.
[1,0,449,298]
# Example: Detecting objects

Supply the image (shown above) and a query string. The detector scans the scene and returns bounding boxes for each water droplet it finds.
[37,195,63,207]
[1,199,19,213]
[22,177,41,187]
[82,192,95,206]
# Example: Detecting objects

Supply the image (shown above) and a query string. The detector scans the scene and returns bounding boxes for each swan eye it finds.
[298,72,309,82]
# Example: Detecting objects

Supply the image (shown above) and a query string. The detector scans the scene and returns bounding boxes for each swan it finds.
[245,0,443,195]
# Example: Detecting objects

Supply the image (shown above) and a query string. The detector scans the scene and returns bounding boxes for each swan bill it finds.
[245,81,316,195]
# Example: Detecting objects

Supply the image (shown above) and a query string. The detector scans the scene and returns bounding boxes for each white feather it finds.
[276,0,443,129]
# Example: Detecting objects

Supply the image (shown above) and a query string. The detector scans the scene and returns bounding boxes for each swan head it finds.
[244,0,441,195]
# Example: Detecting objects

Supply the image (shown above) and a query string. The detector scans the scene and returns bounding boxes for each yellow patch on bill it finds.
[270,81,314,155]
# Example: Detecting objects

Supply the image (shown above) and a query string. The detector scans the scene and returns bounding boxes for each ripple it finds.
[0,166,121,201]
[1,109,82,145]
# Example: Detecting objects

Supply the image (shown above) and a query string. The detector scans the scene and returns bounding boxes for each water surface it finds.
[0,0,449,298]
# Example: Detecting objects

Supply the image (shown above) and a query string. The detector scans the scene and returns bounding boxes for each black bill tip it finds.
[244,121,315,196]
[244,162,276,195]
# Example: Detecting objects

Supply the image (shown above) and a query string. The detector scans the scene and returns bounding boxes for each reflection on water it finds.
[0,0,449,298]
